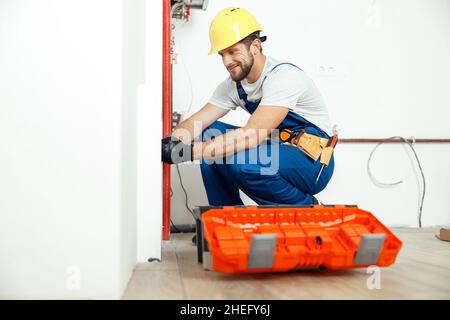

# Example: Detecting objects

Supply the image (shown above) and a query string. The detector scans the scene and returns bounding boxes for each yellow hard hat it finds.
[208,7,263,55]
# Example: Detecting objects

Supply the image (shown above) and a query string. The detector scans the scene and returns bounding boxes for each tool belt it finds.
[278,128,336,167]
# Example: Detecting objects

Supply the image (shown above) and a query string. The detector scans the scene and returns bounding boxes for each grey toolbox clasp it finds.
[353,233,387,266]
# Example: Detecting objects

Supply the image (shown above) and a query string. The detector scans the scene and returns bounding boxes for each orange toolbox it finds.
[195,205,402,274]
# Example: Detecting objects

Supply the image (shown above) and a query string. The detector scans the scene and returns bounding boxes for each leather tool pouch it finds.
[295,132,329,162]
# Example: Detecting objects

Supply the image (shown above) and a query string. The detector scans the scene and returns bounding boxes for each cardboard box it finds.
[436,228,450,242]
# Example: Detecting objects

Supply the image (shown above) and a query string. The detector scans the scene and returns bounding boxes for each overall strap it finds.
[264,62,303,80]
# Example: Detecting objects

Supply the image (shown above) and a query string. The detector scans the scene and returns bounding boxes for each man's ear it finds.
[252,40,261,55]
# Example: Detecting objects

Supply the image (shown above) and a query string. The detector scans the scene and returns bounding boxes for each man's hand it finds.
[161,136,193,165]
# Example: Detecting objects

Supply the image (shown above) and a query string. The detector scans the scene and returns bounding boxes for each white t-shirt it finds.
[209,56,333,136]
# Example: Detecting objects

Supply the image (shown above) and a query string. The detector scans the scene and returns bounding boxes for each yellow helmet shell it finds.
[208,7,263,55]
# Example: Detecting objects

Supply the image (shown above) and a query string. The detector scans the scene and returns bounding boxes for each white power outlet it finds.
[316,64,347,77]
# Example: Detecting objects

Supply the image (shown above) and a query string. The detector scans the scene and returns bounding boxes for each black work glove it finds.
[161,136,193,164]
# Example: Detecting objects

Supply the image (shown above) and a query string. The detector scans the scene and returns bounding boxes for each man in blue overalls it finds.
[162,7,335,207]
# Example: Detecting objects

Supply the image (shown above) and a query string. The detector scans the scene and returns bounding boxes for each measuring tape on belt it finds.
[278,128,338,167]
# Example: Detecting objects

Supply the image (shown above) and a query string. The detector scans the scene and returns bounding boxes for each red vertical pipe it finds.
[162,0,172,240]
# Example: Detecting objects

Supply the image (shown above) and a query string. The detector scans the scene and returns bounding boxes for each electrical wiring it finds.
[170,1,185,21]
[171,52,194,117]
[176,164,197,221]
[170,3,194,117]
[170,184,195,234]
[170,219,181,233]
[170,186,196,234]
[170,168,196,221]
[367,136,426,227]
[179,56,194,117]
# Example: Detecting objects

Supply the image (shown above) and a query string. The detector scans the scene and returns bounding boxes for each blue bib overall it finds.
[200,63,334,206]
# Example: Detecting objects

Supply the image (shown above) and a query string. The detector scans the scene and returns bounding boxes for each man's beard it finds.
[230,54,254,82]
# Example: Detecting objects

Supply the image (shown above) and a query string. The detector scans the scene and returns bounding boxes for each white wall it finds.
[136,0,163,262]
[0,0,161,299]
[171,0,450,227]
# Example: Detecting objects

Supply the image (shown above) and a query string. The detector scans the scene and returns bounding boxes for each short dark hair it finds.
[240,31,266,53]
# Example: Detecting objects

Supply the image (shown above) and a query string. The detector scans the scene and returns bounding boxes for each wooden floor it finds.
[122,228,450,300]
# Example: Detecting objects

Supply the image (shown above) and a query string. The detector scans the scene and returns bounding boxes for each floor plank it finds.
[122,228,450,299]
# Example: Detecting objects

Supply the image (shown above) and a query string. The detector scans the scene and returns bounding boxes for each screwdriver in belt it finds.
[315,134,338,184]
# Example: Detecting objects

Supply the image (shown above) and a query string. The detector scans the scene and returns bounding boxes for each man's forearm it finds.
[171,118,203,144]
[192,127,270,161]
